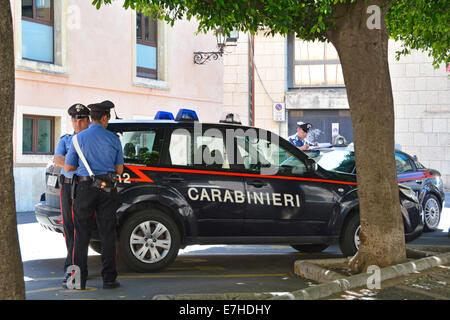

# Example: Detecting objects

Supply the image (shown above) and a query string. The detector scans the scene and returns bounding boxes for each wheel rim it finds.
[424,198,440,228]
[129,220,172,264]
[354,225,361,250]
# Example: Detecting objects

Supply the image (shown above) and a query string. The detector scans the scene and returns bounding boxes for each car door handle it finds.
[162,175,184,183]
[246,180,267,188]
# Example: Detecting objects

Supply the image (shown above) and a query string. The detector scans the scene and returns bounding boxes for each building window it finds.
[136,13,158,79]
[21,0,54,63]
[288,35,344,88]
[22,115,54,154]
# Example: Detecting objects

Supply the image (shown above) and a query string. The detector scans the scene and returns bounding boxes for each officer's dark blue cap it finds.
[87,100,115,114]
[68,103,90,119]
[297,121,312,133]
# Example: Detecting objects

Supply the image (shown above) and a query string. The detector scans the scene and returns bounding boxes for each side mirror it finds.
[306,158,317,172]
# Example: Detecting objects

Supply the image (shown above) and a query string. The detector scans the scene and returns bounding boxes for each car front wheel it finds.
[118,209,180,272]
[339,214,360,257]
[423,194,441,232]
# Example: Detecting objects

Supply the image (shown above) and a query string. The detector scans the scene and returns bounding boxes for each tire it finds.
[118,209,180,272]
[339,214,360,257]
[423,194,441,232]
[290,244,329,253]
[89,240,102,254]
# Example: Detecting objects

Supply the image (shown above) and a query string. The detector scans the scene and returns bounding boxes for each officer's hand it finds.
[115,164,124,175]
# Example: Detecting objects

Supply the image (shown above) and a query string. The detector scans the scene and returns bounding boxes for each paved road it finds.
[18,193,450,300]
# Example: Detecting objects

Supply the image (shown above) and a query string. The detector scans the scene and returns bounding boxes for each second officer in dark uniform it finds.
[53,103,90,286]
[64,100,123,289]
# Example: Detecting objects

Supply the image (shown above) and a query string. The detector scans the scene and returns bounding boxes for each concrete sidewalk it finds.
[154,246,450,300]
[328,263,449,300]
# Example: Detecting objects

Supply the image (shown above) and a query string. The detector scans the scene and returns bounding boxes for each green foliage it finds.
[386,0,449,67]
[92,0,449,66]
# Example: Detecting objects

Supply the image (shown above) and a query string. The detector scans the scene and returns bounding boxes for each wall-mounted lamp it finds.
[194,28,239,65]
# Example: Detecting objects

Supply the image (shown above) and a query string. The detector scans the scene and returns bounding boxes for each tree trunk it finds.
[327,0,407,272]
[0,1,26,299]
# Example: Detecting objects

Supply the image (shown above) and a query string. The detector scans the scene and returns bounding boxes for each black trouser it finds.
[60,181,74,273]
[72,180,118,285]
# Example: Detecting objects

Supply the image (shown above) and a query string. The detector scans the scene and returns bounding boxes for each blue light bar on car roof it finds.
[154,111,174,120]
[175,108,199,121]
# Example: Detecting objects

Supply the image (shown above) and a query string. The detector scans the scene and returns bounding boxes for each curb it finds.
[294,258,350,284]
[152,252,450,300]
[273,252,450,300]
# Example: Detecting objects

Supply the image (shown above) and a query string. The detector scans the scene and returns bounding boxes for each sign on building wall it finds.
[273,103,286,122]
[332,123,339,138]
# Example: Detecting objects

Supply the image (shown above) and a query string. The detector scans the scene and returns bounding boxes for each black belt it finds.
[78,176,92,182]
[64,177,73,184]
[78,174,114,181]
[77,175,109,182]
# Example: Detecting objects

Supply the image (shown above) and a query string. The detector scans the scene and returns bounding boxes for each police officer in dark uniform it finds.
[288,121,317,151]
[64,100,124,290]
[53,103,90,286]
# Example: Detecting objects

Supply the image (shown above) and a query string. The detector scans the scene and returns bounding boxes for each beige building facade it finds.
[223,32,449,189]
[12,0,223,211]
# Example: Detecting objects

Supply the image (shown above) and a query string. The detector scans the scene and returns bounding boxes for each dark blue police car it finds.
[35,109,424,272]
[314,147,444,232]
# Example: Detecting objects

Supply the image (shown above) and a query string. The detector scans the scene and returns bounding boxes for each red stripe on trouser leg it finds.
[71,199,75,266]
[59,187,66,241]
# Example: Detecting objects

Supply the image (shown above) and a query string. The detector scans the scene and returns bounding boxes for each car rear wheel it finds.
[290,244,329,253]
[340,214,360,257]
[118,209,180,272]
[423,194,441,232]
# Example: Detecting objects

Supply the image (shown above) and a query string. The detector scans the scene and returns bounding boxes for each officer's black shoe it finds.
[103,280,120,289]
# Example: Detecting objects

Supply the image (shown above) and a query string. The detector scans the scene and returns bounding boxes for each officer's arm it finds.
[64,164,77,173]
[299,144,309,151]
[54,155,66,167]
[114,137,124,175]
[64,142,78,173]
[115,164,124,175]
[54,136,68,167]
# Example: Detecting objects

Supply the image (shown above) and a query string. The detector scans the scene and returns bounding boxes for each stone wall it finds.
[389,41,449,190]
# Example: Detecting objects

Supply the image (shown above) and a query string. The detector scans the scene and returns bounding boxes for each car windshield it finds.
[317,150,355,174]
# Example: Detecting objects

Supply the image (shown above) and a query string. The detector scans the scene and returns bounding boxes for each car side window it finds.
[235,135,307,175]
[119,129,163,165]
[195,134,231,169]
[168,129,193,166]
[395,153,414,173]
[167,129,231,169]
[414,160,425,170]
